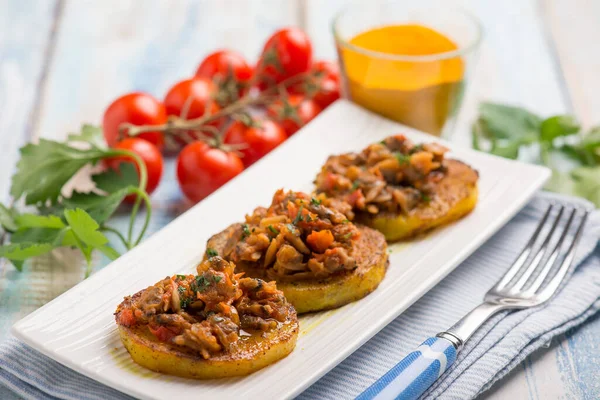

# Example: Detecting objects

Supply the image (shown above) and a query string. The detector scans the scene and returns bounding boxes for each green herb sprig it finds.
[0,125,152,276]
[473,102,600,207]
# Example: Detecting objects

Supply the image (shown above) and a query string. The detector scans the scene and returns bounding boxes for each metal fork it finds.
[357,205,589,400]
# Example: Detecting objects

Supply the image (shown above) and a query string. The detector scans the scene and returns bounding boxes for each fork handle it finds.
[356,336,457,400]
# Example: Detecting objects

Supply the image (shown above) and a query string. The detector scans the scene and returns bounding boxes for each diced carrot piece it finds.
[306,230,335,253]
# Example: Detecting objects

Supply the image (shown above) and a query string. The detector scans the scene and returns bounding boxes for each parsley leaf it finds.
[0,204,18,232]
[92,163,139,194]
[64,209,108,248]
[67,124,106,149]
[310,197,322,206]
[0,243,54,271]
[62,187,134,224]
[206,248,218,258]
[395,153,411,165]
[241,224,250,239]
[268,225,279,235]
[293,205,304,225]
[11,139,107,205]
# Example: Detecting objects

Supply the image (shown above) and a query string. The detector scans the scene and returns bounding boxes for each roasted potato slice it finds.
[206,208,389,314]
[359,159,478,241]
[118,315,298,379]
[115,257,299,379]
[315,135,479,242]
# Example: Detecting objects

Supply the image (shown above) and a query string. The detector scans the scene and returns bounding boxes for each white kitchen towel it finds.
[0,192,599,400]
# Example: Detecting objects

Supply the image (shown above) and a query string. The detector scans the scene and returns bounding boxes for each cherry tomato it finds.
[195,50,253,98]
[106,138,164,198]
[267,95,322,136]
[313,60,340,81]
[176,141,244,204]
[224,119,287,167]
[255,28,312,89]
[164,78,222,146]
[289,60,341,109]
[103,93,167,149]
[164,78,220,120]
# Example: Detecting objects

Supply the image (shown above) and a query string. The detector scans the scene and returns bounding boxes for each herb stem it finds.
[107,149,148,247]
[100,225,130,250]
[130,188,152,246]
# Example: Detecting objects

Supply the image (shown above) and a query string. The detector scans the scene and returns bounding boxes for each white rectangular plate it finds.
[12,100,550,400]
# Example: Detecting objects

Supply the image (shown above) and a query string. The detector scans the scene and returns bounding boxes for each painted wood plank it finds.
[0,0,60,200]
[542,0,600,128]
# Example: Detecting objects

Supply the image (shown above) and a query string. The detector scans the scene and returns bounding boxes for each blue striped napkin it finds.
[1,192,599,400]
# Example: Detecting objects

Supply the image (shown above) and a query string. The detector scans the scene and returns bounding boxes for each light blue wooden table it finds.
[1,0,599,398]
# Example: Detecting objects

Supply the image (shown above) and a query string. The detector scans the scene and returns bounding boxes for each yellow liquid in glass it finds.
[341,24,464,136]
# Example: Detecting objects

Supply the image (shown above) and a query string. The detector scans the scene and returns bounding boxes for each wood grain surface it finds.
[0,1,598,399]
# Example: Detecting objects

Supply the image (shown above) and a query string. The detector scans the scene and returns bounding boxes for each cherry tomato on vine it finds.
[164,78,220,120]
[164,78,222,146]
[267,95,322,136]
[289,60,341,109]
[103,93,167,149]
[195,50,253,98]
[176,141,244,204]
[105,138,164,199]
[255,28,312,89]
[224,119,287,167]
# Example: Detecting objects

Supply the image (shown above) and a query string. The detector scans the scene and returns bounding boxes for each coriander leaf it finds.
[477,102,541,141]
[63,208,108,248]
[62,186,133,224]
[15,214,65,229]
[11,139,107,205]
[540,115,580,143]
[92,163,139,194]
[67,124,105,149]
[0,204,17,232]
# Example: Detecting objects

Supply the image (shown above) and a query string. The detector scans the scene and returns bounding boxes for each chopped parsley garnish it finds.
[342,219,350,224]
[351,180,360,190]
[341,232,353,240]
[410,144,424,154]
[206,248,218,258]
[395,152,411,165]
[213,275,222,283]
[310,197,322,206]
[421,193,431,203]
[178,286,192,308]
[241,223,250,239]
[195,275,212,292]
[176,274,187,280]
[305,214,313,222]
[379,139,387,145]
[213,316,224,322]
[293,205,304,225]
[268,225,279,235]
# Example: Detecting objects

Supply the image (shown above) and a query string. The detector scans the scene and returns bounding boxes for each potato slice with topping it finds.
[115,256,298,379]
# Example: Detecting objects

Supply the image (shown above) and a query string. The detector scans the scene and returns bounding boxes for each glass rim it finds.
[331,2,483,62]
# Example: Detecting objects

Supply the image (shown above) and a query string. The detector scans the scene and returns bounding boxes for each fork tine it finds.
[493,205,554,292]
[523,208,576,295]
[536,211,589,301]
[508,206,564,293]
